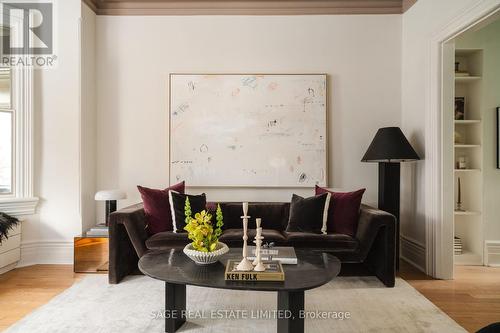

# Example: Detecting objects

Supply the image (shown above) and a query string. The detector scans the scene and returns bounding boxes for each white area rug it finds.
[5,275,465,333]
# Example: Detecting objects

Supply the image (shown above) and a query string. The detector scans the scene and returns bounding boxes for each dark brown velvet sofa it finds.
[109,202,396,287]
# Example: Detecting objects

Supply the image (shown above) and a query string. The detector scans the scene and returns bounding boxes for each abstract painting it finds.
[169,74,327,187]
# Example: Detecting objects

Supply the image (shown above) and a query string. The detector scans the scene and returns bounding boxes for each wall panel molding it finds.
[82,0,406,15]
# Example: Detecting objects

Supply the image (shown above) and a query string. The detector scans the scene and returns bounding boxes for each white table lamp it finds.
[95,189,127,226]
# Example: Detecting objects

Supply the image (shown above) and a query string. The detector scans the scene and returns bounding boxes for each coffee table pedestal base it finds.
[277,290,305,333]
[163,284,306,333]
[165,282,186,333]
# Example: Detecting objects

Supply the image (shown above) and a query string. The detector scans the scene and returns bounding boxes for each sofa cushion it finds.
[286,193,330,234]
[315,186,365,237]
[137,181,185,235]
[145,231,189,250]
[220,202,290,230]
[169,191,206,232]
[219,228,287,245]
[284,232,359,250]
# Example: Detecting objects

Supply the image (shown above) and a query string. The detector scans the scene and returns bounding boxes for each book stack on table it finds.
[224,246,299,282]
[225,260,285,281]
[454,237,463,255]
[247,246,297,265]
[86,224,108,237]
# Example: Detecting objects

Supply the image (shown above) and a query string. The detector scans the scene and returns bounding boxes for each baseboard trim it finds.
[401,235,426,272]
[485,240,500,267]
[17,240,73,267]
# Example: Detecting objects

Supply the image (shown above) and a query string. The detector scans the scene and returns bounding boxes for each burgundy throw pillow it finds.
[315,185,365,237]
[137,181,185,235]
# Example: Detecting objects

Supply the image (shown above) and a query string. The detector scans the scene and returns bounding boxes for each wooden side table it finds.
[74,235,109,273]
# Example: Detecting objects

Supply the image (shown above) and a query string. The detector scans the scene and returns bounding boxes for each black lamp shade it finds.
[361,127,420,162]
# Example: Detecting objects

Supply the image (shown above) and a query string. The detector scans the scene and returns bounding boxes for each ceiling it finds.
[83,0,417,16]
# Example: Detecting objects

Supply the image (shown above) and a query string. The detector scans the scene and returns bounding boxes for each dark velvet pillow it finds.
[137,181,185,235]
[286,193,331,234]
[315,185,365,237]
[169,191,207,233]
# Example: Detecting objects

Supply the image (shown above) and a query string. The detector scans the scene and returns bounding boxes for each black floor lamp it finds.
[361,127,420,269]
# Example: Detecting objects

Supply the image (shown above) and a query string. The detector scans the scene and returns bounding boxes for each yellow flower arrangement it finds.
[183,198,223,252]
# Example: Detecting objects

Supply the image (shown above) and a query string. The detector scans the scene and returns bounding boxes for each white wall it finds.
[456,20,500,241]
[401,0,500,272]
[95,15,402,213]
[80,3,97,233]
[20,0,82,265]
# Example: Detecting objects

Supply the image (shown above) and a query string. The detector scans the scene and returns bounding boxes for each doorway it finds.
[441,10,500,277]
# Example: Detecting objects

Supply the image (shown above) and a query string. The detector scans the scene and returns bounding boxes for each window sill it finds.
[0,197,39,216]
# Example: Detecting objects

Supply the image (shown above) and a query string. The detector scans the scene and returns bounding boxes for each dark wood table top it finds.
[139,248,341,292]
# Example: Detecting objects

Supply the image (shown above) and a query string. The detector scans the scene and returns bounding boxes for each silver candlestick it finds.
[236,202,254,271]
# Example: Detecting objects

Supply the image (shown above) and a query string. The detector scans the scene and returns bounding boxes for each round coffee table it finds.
[139,248,341,333]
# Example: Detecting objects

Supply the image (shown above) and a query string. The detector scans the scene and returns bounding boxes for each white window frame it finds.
[0,9,38,216]
[0,83,14,195]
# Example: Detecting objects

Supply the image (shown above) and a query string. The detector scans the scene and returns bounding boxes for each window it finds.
[0,21,37,215]
[0,68,13,194]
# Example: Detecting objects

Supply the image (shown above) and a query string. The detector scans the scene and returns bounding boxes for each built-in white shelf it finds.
[454,169,481,172]
[455,76,481,82]
[453,47,483,267]
[454,251,482,266]
[454,210,481,216]
[454,120,481,124]
[454,144,481,148]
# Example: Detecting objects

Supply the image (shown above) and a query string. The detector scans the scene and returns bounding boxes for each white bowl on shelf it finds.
[183,242,229,265]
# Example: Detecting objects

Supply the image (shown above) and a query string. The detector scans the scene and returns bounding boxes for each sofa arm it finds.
[108,203,148,284]
[356,204,396,287]
[356,205,395,257]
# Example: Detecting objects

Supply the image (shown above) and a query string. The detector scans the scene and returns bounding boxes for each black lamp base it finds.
[378,162,400,270]
[105,200,117,226]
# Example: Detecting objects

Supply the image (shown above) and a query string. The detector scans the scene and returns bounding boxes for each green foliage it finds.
[0,212,19,244]
[215,204,223,238]
[184,200,224,252]
[184,197,192,227]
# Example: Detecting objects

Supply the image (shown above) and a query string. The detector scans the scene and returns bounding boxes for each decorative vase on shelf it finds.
[457,156,467,169]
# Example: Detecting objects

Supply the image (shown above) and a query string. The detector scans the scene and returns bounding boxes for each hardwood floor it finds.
[0,265,86,332]
[399,261,500,333]
[0,262,499,332]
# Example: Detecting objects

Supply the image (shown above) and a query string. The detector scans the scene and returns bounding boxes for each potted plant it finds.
[182,199,229,265]
[0,212,19,245]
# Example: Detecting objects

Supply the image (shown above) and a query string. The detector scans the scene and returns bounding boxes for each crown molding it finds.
[82,0,405,16]
[83,0,98,13]
[402,0,417,12]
